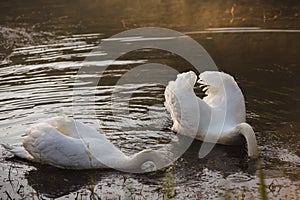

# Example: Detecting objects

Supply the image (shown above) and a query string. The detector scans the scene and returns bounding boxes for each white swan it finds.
[2,117,170,172]
[164,71,257,158]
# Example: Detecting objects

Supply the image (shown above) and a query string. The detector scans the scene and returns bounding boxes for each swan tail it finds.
[238,123,258,158]
[164,71,198,131]
[2,143,34,161]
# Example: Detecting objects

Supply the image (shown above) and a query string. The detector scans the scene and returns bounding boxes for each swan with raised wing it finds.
[164,71,257,158]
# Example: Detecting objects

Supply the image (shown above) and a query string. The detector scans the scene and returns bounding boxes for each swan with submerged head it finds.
[2,117,170,172]
[164,71,257,158]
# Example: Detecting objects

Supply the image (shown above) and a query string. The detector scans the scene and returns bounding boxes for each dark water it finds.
[0,0,299,199]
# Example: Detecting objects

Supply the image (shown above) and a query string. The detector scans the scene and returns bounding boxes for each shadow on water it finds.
[26,166,113,198]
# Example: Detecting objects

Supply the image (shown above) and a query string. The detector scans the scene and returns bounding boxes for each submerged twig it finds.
[257,152,268,200]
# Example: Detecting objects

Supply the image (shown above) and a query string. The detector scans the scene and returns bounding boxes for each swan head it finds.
[198,71,237,95]
[128,149,172,173]
[141,161,157,172]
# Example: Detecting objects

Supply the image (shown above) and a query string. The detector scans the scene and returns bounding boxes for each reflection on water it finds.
[0,0,299,199]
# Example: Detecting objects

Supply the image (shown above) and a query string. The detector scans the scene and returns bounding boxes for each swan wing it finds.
[49,117,129,167]
[164,80,182,127]
[23,122,102,169]
[165,71,209,133]
[23,119,128,169]
[164,71,196,124]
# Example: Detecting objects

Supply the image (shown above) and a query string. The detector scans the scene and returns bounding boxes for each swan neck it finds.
[238,123,258,158]
[120,150,164,172]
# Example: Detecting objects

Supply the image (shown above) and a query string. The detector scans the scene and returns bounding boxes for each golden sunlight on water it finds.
[0,0,299,199]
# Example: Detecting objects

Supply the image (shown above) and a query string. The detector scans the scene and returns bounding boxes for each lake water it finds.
[0,0,299,199]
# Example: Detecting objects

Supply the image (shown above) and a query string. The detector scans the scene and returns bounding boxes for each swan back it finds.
[23,122,97,169]
[46,117,108,140]
[21,117,127,169]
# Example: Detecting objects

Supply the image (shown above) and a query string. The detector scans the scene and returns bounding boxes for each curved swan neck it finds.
[237,123,258,158]
[120,150,165,172]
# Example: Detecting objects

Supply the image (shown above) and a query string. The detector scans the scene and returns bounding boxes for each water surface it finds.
[0,0,299,199]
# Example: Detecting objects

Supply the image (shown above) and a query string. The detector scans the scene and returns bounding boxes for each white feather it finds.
[164,71,257,157]
[3,117,171,171]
